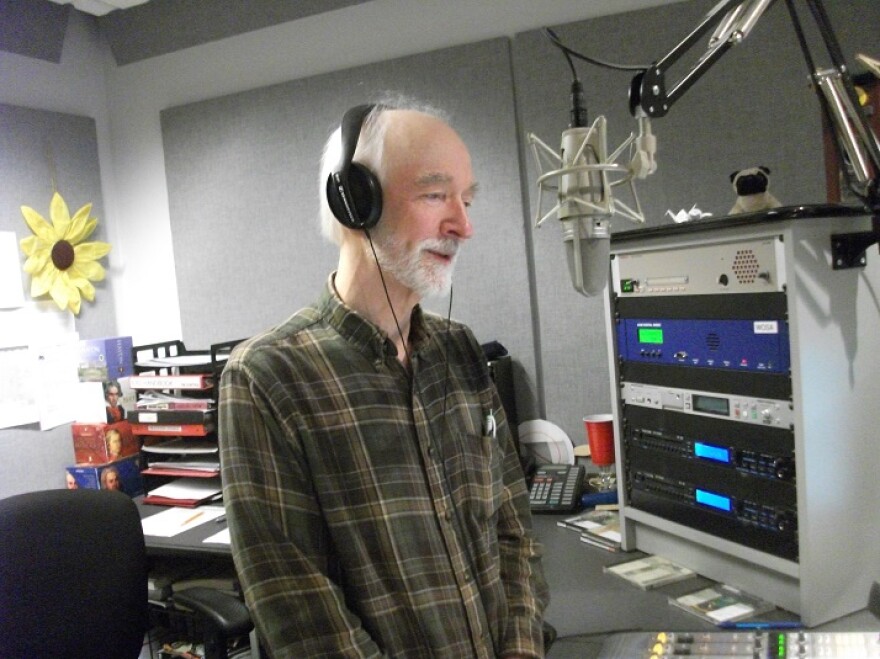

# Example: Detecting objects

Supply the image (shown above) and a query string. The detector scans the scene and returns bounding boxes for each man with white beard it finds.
[219,98,548,659]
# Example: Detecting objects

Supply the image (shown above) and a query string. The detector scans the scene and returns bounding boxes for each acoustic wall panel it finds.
[0,103,116,499]
[0,103,115,336]
[160,37,541,420]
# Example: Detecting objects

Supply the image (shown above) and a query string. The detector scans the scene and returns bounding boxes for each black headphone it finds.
[325,104,383,230]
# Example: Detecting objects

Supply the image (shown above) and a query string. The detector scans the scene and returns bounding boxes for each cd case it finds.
[604,554,696,590]
[558,508,622,550]
[669,584,774,624]
[580,522,621,551]
[557,508,619,533]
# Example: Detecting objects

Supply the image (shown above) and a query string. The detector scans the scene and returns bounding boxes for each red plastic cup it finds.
[584,414,615,466]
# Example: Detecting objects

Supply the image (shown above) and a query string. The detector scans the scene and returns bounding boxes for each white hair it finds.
[318,94,450,245]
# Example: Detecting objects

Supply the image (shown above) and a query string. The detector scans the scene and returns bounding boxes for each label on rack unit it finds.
[622,382,793,428]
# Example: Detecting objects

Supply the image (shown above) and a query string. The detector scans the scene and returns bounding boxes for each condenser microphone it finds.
[528,103,652,297]
[558,120,612,296]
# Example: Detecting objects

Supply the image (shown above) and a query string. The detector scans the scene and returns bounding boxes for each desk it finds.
[137,498,261,658]
[533,514,880,659]
[137,497,230,558]
[138,501,880,658]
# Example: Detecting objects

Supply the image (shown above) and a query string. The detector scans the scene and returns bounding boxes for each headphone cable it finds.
[365,228,413,367]
[441,285,453,420]
[364,233,489,651]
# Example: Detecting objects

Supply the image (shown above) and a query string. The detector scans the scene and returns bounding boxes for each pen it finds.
[181,511,204,527]
[718,621,803,630]
[485,410,497,439]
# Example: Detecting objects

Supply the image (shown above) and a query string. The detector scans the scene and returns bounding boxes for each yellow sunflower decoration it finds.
[19,192,111,315]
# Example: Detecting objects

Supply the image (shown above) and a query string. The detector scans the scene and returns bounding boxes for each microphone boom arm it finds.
[630,0,880,268]
[631,0,775,118]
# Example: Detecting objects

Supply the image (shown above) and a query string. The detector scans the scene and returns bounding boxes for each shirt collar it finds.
[321,273,430,361]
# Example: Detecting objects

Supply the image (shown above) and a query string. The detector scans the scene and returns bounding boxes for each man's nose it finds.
[445,198,473,239]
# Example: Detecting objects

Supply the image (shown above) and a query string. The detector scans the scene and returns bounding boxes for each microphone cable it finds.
[544,27,649,72]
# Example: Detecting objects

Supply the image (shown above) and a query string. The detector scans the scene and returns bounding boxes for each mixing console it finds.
[598,630,880,658]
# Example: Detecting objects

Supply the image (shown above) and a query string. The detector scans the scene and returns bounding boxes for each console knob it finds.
[773,458,794,480]
[775,511,796,533]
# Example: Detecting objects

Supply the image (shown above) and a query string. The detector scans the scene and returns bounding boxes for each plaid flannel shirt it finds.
[219,280,548,658]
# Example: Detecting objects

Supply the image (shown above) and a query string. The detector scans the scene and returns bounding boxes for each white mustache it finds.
[420,238,460,259]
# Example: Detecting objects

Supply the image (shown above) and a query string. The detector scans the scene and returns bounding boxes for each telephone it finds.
[529,464,585,513]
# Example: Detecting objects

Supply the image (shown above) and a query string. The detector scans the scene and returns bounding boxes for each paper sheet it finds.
[146,478,222,500]
[0,300,80,429]
[0,346,39,428]
[0,231,25,309]
[141,505,226,537]
[73,381,107,423]
[0,301,75,350]
[33,340,81,430]
[203,527,231,545]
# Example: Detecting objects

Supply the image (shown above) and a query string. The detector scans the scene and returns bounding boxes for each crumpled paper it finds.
[666,205,713,223]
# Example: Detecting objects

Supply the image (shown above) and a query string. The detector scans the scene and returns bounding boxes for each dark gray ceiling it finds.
[96,0,371,65]
[0,0,370,64]
[0,0,70,62]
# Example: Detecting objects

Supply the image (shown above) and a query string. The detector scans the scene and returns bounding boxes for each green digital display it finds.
[638,327,664,344]
[693,394,730,416]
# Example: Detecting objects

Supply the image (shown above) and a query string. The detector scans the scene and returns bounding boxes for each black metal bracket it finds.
[831,231,875,269]
[626,0,880,274]
[831,214,880,269]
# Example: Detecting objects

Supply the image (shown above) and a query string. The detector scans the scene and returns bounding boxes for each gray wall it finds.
[1,0,877,496]
[0,104,117,497]
[160,38,542,420]
[160,0,880,444]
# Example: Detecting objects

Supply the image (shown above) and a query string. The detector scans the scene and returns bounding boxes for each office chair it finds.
[0,489,253,659]
[0,489,148,658]
[173,586,254,659]
[543,621,557,651]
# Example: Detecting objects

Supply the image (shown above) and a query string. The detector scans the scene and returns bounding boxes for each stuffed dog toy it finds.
[729,166,781,215]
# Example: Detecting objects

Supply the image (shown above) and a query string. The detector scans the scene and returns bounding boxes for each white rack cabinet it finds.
[603,208,880,625]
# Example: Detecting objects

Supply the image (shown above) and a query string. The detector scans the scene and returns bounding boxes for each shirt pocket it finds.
[447,432,505,522]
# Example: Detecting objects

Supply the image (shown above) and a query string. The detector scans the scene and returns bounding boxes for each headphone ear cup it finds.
[345,163,383,229]
[325,165,383,230]
[325,104,384,230]
[326,172,351,227]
